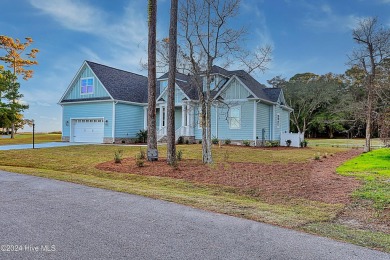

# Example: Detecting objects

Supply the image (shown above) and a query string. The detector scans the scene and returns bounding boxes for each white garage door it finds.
[72,119,104,143]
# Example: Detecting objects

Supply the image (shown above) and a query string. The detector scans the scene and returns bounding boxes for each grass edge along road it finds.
[0,133,61,145]
[0,144,388,253]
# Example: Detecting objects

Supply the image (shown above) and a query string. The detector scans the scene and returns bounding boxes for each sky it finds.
[1,0,390,132]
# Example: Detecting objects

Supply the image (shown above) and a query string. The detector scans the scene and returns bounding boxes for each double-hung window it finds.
[229,106,241,129]
[81,78,94,94]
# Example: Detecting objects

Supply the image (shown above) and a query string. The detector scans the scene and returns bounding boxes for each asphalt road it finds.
[0,171,388,260]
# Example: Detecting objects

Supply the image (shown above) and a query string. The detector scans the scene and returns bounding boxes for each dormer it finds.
[157,71,189,94]
[202,74,228,91]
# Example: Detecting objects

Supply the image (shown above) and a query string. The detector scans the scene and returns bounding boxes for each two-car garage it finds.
[71,118,104,143]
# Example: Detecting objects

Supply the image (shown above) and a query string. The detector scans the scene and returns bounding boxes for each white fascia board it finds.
[59,99,113,105]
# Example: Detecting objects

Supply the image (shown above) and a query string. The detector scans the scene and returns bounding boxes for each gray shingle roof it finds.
[86,61,148,103]
[176,80,198,100]
[67,61,281,105]
[263,88,282,103]
[158,71,189,82]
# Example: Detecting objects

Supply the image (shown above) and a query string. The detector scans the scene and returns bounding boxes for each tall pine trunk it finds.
[167,0,178,165]
[147,0,158,161]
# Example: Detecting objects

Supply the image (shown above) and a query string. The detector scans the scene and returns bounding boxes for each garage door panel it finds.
[72,119,104,143]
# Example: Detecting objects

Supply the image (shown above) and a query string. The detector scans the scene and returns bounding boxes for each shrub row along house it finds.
[59,61,292,144]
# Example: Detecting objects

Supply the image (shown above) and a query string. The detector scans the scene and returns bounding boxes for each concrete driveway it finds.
[0,171,388,260]
[0,142,90,150]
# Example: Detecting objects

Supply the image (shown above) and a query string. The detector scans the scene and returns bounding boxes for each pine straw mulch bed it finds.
[96,148,362,205]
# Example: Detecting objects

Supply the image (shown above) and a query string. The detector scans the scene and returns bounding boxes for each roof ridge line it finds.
[86,60,147,79]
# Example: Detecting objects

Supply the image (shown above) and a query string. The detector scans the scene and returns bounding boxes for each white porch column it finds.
[182,104,186,127]
[186,104,190,128]
[215,106,218,138]
[253,101,257,142]
[164,105,167,133]
[143,106,148,130]
[188,104,194,136]
[159,105,163,130]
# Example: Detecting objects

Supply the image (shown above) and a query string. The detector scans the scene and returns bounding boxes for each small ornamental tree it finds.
[0,36,39,138]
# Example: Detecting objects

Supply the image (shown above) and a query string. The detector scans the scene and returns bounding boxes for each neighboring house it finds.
[59,61,292,144]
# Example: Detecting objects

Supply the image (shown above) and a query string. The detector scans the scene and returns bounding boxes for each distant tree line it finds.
[268,17,390,151]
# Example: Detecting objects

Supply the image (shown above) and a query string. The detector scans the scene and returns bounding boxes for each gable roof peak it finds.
[85,60,148,103]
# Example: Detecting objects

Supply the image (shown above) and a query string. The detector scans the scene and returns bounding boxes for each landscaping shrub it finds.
[138,148,146,160]
[185,139,189,145]
[267,141,279,147]
[212,136,219,144]
[224,139,231,145]
[176,150,183,161]
[177,136,184,144]
[243,140,251,146]
[114,149,123,163]
[286,139,292,147]
[135,152,145,167]
[136,129,147,143]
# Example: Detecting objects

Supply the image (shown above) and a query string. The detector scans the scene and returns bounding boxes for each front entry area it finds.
[71,118,104,143]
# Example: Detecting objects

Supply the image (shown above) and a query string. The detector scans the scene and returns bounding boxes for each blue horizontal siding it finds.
[216,102,253,140]
[115,103,144,138]
[62,102,113,138]
[257,102,270,141]
[64,63,110,100]
[271,106,290,141]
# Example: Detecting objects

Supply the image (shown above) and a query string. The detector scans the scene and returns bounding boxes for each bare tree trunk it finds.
[364,81,373,152]
[147,0,158,161]
[167,0,178,165]
[201,101,208,163]
[205,98,212,163]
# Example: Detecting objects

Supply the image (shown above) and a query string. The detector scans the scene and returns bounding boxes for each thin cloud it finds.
[29,0,147,50]
[241,1,274,47]
[287,1,363,32]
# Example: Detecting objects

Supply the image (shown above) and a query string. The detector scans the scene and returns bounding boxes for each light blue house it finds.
[59,61,292,144]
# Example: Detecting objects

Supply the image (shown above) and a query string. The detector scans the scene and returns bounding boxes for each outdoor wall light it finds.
[105,120,109,125]
[66,120,69,126]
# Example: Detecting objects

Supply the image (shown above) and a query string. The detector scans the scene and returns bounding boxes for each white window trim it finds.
[229,105,241,129]
[80,77,94,95]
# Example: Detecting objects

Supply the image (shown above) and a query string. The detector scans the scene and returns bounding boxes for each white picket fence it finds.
[280,132,304,148]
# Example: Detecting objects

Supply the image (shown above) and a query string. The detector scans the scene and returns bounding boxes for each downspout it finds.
[112,101,118,143]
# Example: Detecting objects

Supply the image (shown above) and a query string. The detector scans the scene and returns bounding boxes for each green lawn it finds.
[308,138,385,148]
[0,144,388,252]
[0,133,62,145]
[337,148,390,209]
